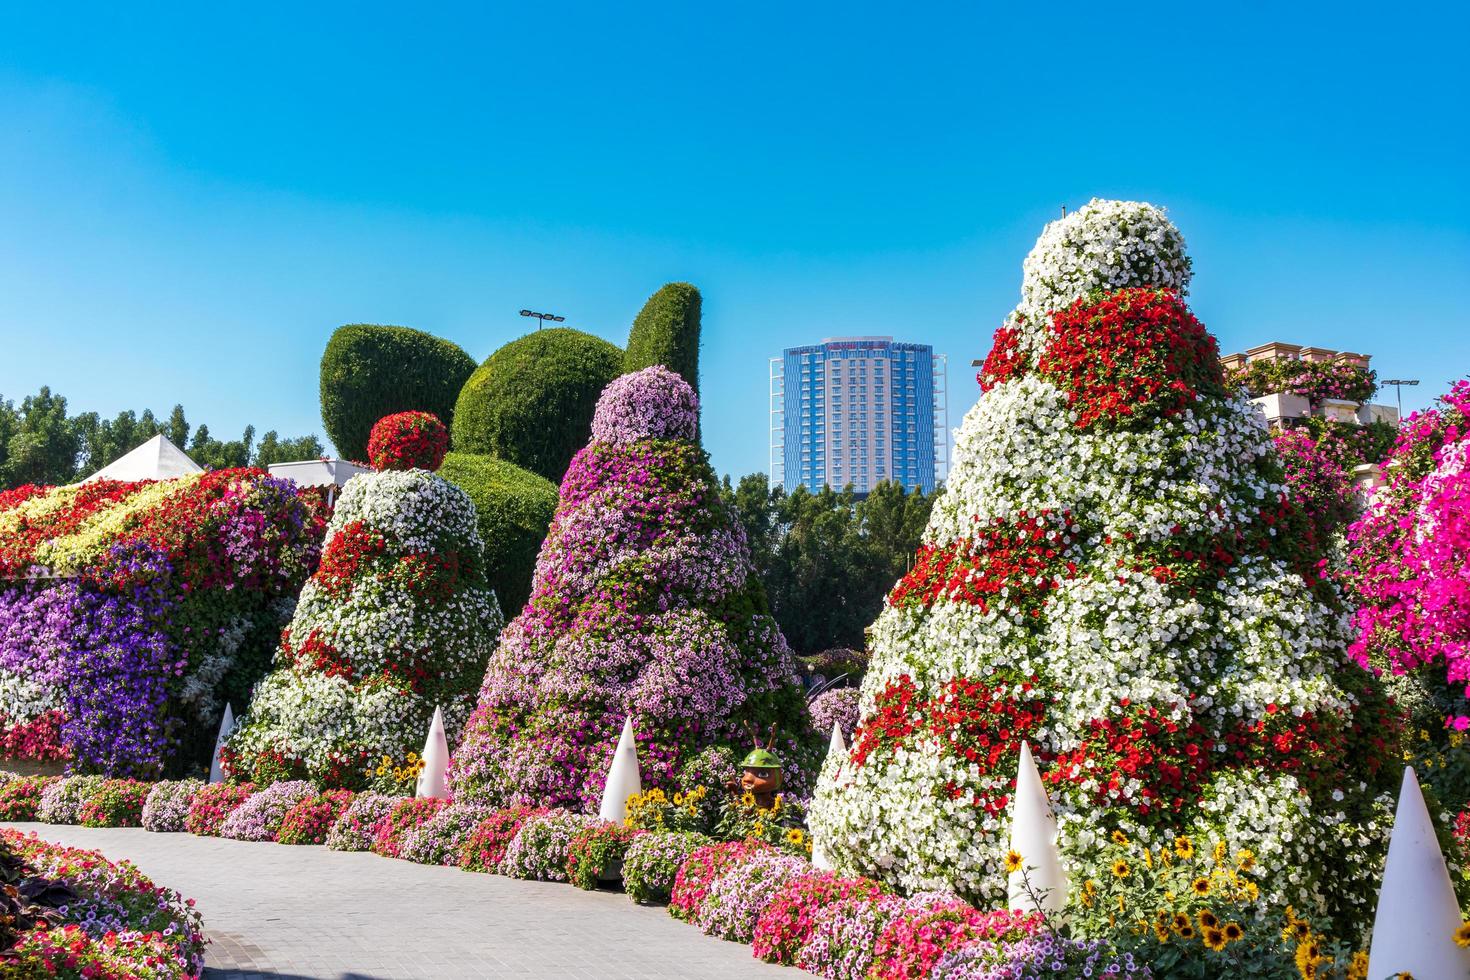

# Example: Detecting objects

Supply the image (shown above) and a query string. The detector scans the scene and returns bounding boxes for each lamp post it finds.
[1382,379,1420,418]
[520,309,565,330]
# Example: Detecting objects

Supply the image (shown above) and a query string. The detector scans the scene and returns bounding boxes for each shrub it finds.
[458,804,547,873]
[752,870,885,965]
[320,323,476,463]
[184,782,256,836]
[399,800,495,866]
[220,780,317,841]
[326,792,402,851]
[624,282,701,397]
[277,789,356,845]
[142,779,205,832]
[0,775,57,820]
[37,774,105,824]
[438,452,558,614]
[668,839,771,922]
[77,778,151,827]
[226,470,503,791]
[565,820,646,890]
[623,830,710,904]
[372,797,448,859]
[451,368,816,811]
[368,411,449,472]
[499,811,597,882]
[451,327,624,482]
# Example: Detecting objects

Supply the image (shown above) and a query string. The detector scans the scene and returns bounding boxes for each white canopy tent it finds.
[82,434,203,483]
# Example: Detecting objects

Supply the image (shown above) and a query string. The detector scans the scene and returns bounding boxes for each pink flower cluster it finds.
[589,366,699,445]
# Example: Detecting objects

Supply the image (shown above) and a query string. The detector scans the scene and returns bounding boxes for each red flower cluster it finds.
[1037,288,1225,430]
[752,870,884,965]
[0,480,147,576]
[183,782,256,836]
[367,411,449,472]
[669,840,772,922]
[977,324,1027,392]
[277,789,357,845]
[888,510,1078,616]
[1046,702,1214,819]
[280,627,353,680]
[460,805,550,873]
[372,797,447,859]
[317,520,388,595]
[0,710,65,761]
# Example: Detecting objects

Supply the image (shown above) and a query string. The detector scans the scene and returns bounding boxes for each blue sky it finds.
[1,3,1466,479]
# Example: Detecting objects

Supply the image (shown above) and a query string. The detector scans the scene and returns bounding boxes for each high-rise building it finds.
[770,337,947,495]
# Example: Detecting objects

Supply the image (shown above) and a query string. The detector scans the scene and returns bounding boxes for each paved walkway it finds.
[4,823,810,980]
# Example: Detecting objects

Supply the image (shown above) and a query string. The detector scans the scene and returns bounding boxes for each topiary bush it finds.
[320,324,476,462]
[450,367,817,812]
[437,452,558,615]
[367,411,449,472]
[224,469,504,792]
[624,282,701,397]
[451,327,624,482]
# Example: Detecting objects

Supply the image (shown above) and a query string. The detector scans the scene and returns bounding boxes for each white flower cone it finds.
[811,721,849,870]
[1367,766,1470,979]
[415,706,450,799]
[209,703,234,784]
[598,717,643,822]
[1007,741,1068,917]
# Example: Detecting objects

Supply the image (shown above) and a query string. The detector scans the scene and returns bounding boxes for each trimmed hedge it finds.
[451,328,624,482]
[320,324,477,462]
[438,452,558,614]
[624,282,701,396]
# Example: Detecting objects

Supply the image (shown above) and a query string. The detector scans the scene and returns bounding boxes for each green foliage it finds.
[437,451,558,614]
[0,387,78,488]
[624,282,701,395]
[451,327,624,482]
[320,324,476,462]
[724,474,935,655]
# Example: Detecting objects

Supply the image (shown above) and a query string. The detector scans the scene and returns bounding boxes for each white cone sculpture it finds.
[1367,766,1470,979]
[811,721,849,871]
[415,706,450,799]
[598,717,643,823]
[209,703,234,784]
[1006,741,1068,917]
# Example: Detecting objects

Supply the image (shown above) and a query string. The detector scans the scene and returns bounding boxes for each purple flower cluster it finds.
[696,850,810,942]
[452,371,813,810]
[499,811,598,881]
[932,933,1152,979]
[220,779,317,841]
[590,366,699,445]
[808,687,861,743]
[36,774,106,824]
[399,799,497,866]
[796,893,910,979]
[141,779,205,832]
[325,792,402,851]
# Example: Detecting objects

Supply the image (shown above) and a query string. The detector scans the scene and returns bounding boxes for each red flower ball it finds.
[367,411,449,471]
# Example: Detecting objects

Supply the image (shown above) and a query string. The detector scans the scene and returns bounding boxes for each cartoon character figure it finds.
[731,723,784,809]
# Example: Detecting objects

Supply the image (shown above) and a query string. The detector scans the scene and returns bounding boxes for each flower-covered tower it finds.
[810,200,1397,931]
[226,469,503,791]
[451,366,814,810]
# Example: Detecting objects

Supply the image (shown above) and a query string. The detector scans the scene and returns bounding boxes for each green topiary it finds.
[451,328,624,482]
[624,282,701,396]
[320,324,476,462]
[438,452,558,614]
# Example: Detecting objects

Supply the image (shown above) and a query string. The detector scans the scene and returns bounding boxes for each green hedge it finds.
[438,452,558,614]
[624,282,701,395]
[320,324,477,462]
[451,328,624,482]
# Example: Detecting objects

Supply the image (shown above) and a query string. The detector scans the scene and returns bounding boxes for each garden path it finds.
[4,823,811,980]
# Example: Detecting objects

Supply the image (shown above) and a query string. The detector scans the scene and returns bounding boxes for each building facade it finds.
[1219,341,1400,428]
[770,337,947,495]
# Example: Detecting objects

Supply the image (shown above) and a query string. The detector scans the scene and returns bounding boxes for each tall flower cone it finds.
[1007,741,1067,917]
[598,717,643,823]
[209,703,234,784]
[416,706,450,799]
[811,721,849,871]
[1366,766,1470,979]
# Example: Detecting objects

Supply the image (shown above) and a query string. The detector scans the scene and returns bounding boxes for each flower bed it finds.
[623,830,710,904]
[141,779,205,833]
[76,778,151,828]
[752,870,884,965]
[0,774,56,820]
[371,797,447,859]
[277,789,355,845]
[500,811,597,882]
[565,820,645,890]
[399,800,494,866]
[184,781,256,836]
[458,804,547,872]
[220,780,316,842]
[325,792,401,851]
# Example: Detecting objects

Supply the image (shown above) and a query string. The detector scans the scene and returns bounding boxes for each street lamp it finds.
[1382,379,1420,417]
[520,309,565,330]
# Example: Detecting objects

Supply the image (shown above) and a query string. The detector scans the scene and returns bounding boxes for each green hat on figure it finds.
[740,748,782,769]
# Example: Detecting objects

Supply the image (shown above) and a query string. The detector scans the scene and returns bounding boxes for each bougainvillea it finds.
[225,469,502,791]
[451,367,815,811]
[810,200,1398,938]
[1274,427,1357,555]
[367,411,450,472]
[0,469,325,776]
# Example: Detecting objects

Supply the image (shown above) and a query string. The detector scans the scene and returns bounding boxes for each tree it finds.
[1,387,79,487]
[254,431,325,469]
[624,282,702,396]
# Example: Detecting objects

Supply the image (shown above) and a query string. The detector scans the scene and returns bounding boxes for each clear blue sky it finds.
[2,3,1466,479]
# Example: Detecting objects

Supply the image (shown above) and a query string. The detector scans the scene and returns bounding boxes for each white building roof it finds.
[82,434,203,483]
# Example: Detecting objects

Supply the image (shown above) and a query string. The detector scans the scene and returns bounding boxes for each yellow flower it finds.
[1190,877,1211,896]
[1111,830,1130,846]
[1004,850,1024,874]
[1199,910,1219,930]
[1203,926,1228,952]
[1111,860,1131,879]
[1223,921,1244,943]
[1347,951,1368,980]
[1455,922,1470,949]
[1176,923,1197,940]
[1143,848,1153,869]
[1236,848,1257,871]
[1080,879,1097,907]
[1174,835,1195,860]
[785,828,806,847]
[1172,912,1190,932]
[741,791,756,807]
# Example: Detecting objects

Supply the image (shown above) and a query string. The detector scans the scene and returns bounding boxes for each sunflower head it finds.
[1174,835,1195,860]
[1111,829,1130,846]
[1455,921,1470,949]
[1199,910,1220,930]
[1223,921,1244,942]
[1111,859,1131,879]
[1004,850,1024,874]
[1203,927,1227,952]
[1190,876,1211,896]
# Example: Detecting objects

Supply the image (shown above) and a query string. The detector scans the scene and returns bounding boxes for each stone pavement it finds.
[4,823,812,980]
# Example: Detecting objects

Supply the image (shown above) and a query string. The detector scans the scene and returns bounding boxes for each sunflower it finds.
[1456,922,1470,949]
[1203,927,1228,952]
[1198,910,1220,930]
[1112,829,1130,846]
[1081,879,1098,907]
[1004,850,1024,874]
[1174,835,1195,860]
[1155,909,1172,927]
[1111,860,1131,879]
[1190,877,1211,896]
[1236,848,1257,872]
[1223,921,1244,942]
[1172,912,1191,932]
[1347,951,1369,980]
[785,828,806,847]
[1212,840,1228,864]
[1176,923,1197,940]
